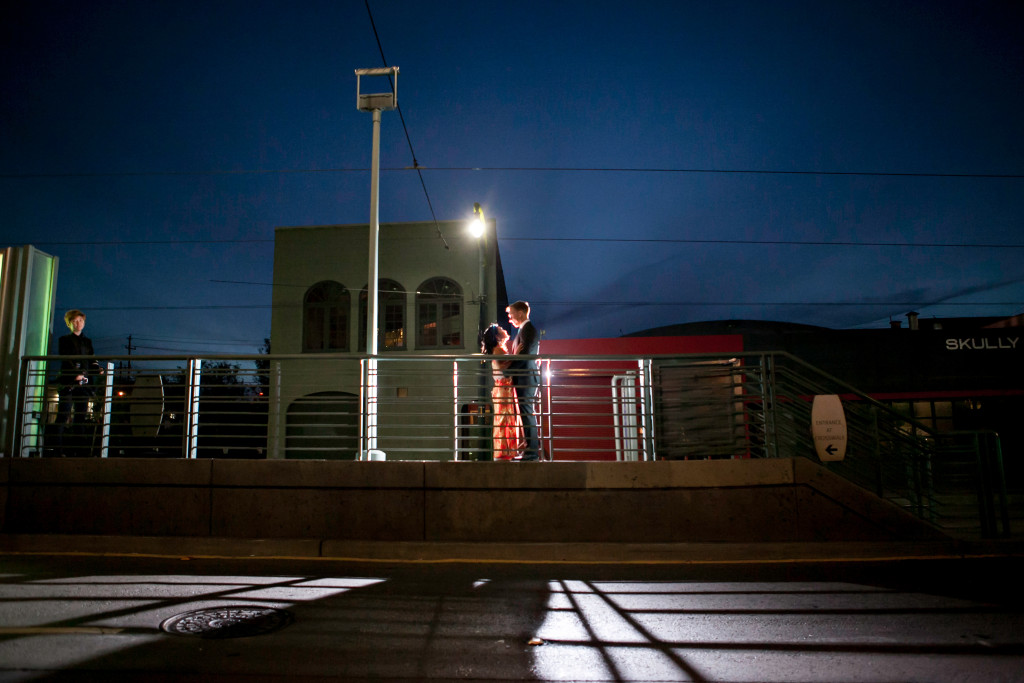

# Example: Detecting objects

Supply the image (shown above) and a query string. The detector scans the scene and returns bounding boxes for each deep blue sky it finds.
[2,0,1022,356]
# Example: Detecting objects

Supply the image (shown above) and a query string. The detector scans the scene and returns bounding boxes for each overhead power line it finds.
[363,0,448,250]
[3,166,1021,180]
[32,239,274,245]
[29,237,1024,249]
[531,301,1024,308]
[408,166,1024,179]
[61,301,1022,313]
[499,237,1024,249]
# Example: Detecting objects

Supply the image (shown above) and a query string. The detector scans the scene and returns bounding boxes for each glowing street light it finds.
[469,203,488,335]
[469,202,486,238]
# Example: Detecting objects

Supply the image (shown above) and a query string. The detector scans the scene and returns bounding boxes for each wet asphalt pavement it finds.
[0,550,1022,682]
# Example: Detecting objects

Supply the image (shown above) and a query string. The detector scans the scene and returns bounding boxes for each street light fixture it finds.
[469,202,486,238]
[468,203,488,329]
[469,203,489,457]
[355,65,399,356]
[355,65,398,459]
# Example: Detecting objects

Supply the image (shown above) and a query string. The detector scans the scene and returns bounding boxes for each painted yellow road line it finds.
[3,549,1015,564]
[0,626,124,635]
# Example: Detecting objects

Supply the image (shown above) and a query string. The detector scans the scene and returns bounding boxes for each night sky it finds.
[2,0,1022,357]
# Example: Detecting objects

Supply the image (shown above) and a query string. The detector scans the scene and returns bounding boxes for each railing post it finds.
[973,432,995,538]
[182,358,201,459]
[972,431,1010,538]
[870,406,884,497]
[760,354,778,459]
[543,358,553,461]
[98,361,114,458]
[640,358,656,461]
[267,360,282,459]
[990,432,1011,537]
[452,359,459,461]
[16,359,45,458]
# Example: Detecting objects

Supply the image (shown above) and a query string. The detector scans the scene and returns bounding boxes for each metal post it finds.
[362,109,383,454]
[183,358,202,459]
[761,354,779,459]
[452,360,459,460]
[356,65,398,455]
[640,358,656,461]
[99,361,114,458]
[367,108,381,358]
[16,359,41,457]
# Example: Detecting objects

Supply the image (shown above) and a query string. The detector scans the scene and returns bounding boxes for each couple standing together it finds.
[481,300,540,461]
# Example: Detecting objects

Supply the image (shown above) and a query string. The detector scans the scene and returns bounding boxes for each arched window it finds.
[416,277,463,348]
[359,279,407,351]
[303,281,349,352]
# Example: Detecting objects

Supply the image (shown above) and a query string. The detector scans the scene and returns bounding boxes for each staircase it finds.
[652,352,1013,539]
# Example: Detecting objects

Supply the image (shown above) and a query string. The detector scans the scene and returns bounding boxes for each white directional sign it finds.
[810,394,848,462]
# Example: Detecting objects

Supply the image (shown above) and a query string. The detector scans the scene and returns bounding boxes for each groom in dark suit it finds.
[506,300,541,461]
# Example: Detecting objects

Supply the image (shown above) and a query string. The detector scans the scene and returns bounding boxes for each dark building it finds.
[626,313,1024,489]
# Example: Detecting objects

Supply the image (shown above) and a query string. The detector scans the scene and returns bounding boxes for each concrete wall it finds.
[0,457,945,544]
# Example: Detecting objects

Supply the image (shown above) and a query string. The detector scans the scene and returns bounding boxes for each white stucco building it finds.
[267,219,508,460]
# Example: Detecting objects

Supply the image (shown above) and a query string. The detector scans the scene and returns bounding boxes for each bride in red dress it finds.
[482,324,523,460]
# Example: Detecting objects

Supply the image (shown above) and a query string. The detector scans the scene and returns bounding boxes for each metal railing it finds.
[740,353,1011,538]
[12,350,1012,537]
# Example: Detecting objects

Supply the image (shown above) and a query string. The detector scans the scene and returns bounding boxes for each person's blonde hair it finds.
[64,309,86,330]
[507,300,530,316]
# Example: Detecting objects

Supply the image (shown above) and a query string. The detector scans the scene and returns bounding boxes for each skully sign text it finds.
[944,337,1019,351]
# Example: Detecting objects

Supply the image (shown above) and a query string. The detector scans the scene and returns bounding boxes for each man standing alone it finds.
[506,300,541,461]
[55,309,102,455]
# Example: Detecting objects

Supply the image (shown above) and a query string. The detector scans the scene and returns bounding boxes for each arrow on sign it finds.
[825,444,838,456]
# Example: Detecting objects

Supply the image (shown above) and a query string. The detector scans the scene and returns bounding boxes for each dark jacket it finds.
[57,333,101,389]
[507,320,540,387]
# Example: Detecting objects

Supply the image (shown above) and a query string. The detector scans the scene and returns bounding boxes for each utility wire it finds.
[3,166,1021,179]
[364,0,449,250]
[31,239,274,245]
[61,301,1022,312]
[28,237,1024,249]
[500,237,1024,248]
[406,166,1024,179]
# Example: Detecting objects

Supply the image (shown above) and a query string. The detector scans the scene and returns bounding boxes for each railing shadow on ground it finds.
[1,555,1023,682]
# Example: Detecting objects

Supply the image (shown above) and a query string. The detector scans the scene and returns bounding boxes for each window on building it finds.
[913,400,954,433]
[303,281,349,352]
[890,400,955,435]
[359,279,407,351]
[416,277,463,348]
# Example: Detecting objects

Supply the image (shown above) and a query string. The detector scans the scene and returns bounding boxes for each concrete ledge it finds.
[1,457,949,544]
[9,458,213,485]
[424,459,798,491]
[425,486,804,542]
[584,458,796,489]
[792,458,949,541]
[425,461,589,489]
[211,487,425,540]
[211,459,425,488]
[5,483,211,536]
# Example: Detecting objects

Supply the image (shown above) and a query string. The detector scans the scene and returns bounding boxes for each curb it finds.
[2,534,1022,564]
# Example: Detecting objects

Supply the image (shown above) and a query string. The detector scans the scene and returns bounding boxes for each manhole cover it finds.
[160,606,293,639]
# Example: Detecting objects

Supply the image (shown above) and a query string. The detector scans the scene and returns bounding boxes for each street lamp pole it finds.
[469,204,491,460]
[367,107,382,356]
[355,66,399,457]
[470,203,488,335]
